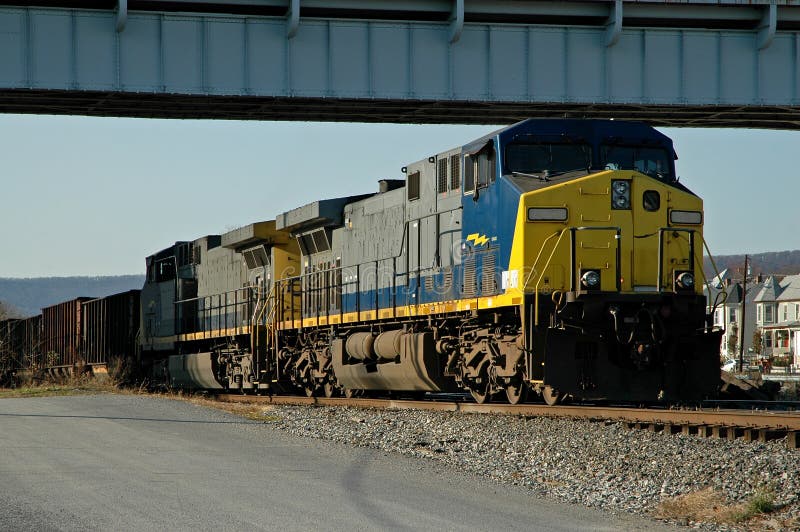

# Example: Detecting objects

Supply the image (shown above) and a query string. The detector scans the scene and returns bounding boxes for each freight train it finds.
[1,119,723,404]
[0,291,140,384]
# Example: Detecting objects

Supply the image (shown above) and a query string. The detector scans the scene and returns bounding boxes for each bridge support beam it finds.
[757,4,777,50]
[115,0,126,33]
[605,0,622,47]
[286,0,299,39]
[1,5,800,128]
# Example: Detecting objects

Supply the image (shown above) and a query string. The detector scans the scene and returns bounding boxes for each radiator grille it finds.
[463,258,476,297]
[437,159,448,194]
[481,254,496,294]
[442,268,453,294]
[450,155,460,190]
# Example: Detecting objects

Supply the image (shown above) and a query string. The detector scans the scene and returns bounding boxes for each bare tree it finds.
[752,330,763,356]
[726,323,739,356]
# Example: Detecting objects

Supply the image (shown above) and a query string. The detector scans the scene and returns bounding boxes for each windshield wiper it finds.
[512,170,550,182]
[547,167,590,178]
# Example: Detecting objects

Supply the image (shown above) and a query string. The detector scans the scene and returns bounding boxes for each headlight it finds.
[675,271,695,291]
[581,270,601,289]
[611,180,630,210]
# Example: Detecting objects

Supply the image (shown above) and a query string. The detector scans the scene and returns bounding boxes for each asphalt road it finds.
[0,395,674,531]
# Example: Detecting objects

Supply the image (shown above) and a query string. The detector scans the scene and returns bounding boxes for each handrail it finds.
[657,227,723,306]
[522,230,563,293]
[533,229,571,326]
[696,231,727,309]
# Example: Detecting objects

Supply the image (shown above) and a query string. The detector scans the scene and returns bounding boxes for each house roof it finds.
[724,283,742,305]
[704,277,767,307]
[753,276,783,302]
[776,274,800,302]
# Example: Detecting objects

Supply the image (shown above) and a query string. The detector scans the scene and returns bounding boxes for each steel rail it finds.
[215,394,800,431]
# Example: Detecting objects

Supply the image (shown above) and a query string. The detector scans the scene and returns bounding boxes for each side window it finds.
[464,155,475,193]
[477,146,496,188]
[155,257,176,283]
[408,171,420,201]
[477,153,488,188]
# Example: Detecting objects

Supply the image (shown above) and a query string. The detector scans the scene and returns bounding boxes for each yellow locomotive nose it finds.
[509,168,705,299]
[504,164,718,403]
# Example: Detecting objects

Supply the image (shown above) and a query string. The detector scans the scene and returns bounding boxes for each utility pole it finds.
[738,254,748,373]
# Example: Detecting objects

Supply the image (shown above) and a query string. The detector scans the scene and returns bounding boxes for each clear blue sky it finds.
[0,114,795,278]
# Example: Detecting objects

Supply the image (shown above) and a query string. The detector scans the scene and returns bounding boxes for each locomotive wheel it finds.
[505,380,528,405]
[469,382,491,404]
[343,388,358,398]
[323,381,336,398]
[542,386,563,406]
[304,384,317,397]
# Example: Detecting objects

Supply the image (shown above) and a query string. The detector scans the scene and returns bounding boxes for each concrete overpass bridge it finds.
[2,0,800,128]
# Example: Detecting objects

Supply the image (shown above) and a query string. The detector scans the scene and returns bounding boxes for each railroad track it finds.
[215,394,800,450]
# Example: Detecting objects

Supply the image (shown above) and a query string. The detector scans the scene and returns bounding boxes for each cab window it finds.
[601,145,672,180]
[505,143,590,174]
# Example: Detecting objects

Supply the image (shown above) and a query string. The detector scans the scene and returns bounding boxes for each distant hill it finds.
[704,250,800,280]
[0,275,145,317]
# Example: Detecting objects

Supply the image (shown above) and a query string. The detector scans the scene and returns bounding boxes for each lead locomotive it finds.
[139,119,722,404]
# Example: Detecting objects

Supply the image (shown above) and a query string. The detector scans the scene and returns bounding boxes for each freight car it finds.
[140,119,723,404]
[0,315,41,385]
[41,298,93,375]
[82,290,140,375]
[0,291,141,381]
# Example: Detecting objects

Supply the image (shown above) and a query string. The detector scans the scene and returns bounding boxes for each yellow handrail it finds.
[521,230,564,293]
[533,229,571,326]
[696,232,727,309]
[250,282,277,358]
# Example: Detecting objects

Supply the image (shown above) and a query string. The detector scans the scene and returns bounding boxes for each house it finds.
[704,270,768,366]
[754,274,800,369]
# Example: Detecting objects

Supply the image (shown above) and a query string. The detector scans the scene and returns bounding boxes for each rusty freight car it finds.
[0,315,42,383]
[82,290,140,371]
[41,298,92,373]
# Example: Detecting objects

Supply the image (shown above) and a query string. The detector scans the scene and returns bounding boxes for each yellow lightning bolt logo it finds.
[467,233,490,246]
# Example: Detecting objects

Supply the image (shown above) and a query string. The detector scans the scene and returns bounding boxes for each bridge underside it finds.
[3,2,800,128]
[3,89,800,128]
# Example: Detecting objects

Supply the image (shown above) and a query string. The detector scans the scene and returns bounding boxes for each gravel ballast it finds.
[259,403,800,530]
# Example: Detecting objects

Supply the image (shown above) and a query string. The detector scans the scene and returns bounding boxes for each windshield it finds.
[505,143,591,174]
[601,145,672,180]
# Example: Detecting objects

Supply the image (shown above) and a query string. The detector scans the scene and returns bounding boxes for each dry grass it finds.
[0,378,121,399]
[0,372,278,425]
[0,363,146,399]
[182,395,281,422]
[655,486,777,526]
